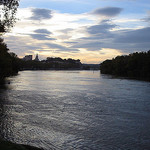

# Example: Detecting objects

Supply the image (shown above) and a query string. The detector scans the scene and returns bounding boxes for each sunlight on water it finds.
[0,71,150,150]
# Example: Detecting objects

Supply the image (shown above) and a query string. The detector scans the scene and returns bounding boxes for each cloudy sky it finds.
[3,0,150,63]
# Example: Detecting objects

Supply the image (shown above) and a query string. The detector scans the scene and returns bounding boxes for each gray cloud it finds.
[30,28,55,40]
[103,27,150,52]
[114,27,150,43]
[30,8,52,20]
[45,43,79,52]
[71,24,150,53]
[141,11,150,23]
[72,42,102,51]
[34,49,51,52]
[4,36,43,56]
[34,29,52,34]
[57,28,74,40]
[21,45,40,50]
[86,20,116,41]
[142,16,150,23]
[4,35,79,58]
[92,7,123,17]
[87,23,116,35]
[46,43,66,49]
[144,17,150,22]
[30,34,55,40]
[71,21,116,51]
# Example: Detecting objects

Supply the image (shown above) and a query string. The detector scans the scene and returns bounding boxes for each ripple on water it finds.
[0,71,150,150]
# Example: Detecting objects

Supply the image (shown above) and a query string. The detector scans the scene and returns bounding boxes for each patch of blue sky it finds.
[19,0,92,14]
[19,0,150,17]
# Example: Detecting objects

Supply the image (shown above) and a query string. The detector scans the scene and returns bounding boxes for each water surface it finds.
[0,71,150,150]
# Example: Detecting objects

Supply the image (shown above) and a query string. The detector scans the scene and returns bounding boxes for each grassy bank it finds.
[0,139,44,150]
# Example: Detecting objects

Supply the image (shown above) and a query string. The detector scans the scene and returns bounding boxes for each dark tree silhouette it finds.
[0,0,19,32]
[19,57,82,70]
[100,50,150,81]
[0,38,21,83]
[0,0,20,83]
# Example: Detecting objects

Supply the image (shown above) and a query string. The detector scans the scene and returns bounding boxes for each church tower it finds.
[34,54,39,61]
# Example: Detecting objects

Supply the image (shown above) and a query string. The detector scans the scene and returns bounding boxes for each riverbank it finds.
[0,139,44,150]
[100,50,150,81]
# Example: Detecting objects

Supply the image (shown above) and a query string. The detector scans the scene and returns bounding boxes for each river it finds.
[0,71,150,150]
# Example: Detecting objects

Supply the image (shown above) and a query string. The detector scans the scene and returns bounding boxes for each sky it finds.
[3,0,150,64]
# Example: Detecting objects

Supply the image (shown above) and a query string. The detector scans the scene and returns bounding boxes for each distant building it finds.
[23,55,32,61]
[34,54,39,61]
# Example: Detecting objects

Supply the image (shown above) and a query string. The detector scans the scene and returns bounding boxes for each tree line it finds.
[0,38,20,83]
[0,0,20,84]
[20,57,82,70]
[100,50,150,81]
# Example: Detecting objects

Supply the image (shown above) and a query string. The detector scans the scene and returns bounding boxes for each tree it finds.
[0,0,20,83]
[100,50,150,81]
[0,0,19,33]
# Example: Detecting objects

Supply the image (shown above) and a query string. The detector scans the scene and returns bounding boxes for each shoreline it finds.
[0,139,44,150]
[101,72,150,82]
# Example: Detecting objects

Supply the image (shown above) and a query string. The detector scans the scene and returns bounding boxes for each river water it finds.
[0,71,150,150]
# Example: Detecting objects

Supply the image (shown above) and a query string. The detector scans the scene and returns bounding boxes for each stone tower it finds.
[34,54,39,61]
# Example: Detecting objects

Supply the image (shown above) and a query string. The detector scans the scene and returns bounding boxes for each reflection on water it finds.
[0,71,150,150]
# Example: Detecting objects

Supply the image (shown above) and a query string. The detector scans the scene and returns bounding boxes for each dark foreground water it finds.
[0,71,150,150]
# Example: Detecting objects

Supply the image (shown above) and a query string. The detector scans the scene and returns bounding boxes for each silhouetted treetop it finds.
[100,50,150,81]
[0,0,19,33]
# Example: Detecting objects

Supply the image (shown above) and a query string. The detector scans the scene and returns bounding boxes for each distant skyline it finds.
[3,0,150,63]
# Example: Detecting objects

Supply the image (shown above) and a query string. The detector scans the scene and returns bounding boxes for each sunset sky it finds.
[3,0,150,64]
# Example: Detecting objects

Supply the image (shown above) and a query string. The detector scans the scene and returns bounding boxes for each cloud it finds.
[85,20,116,40]
[87,21,116,35]
[58,28,74,34]
[69,20,117,51]
[55,48,79,52]
[34,29,52,34]
[30,34,56,40]
[92,7,123,17]
[30,8,53,20]
[100,27,150,53]
[114,27,150,43]
[64,41,78,44]
[46,43,66,49]
[143,17,150,22]
[72,41,102,51]
[4,36,41,56]
[70,24,150,53]
[29,28,55,40]
[142,11,150,23]
[45,43,79,52]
